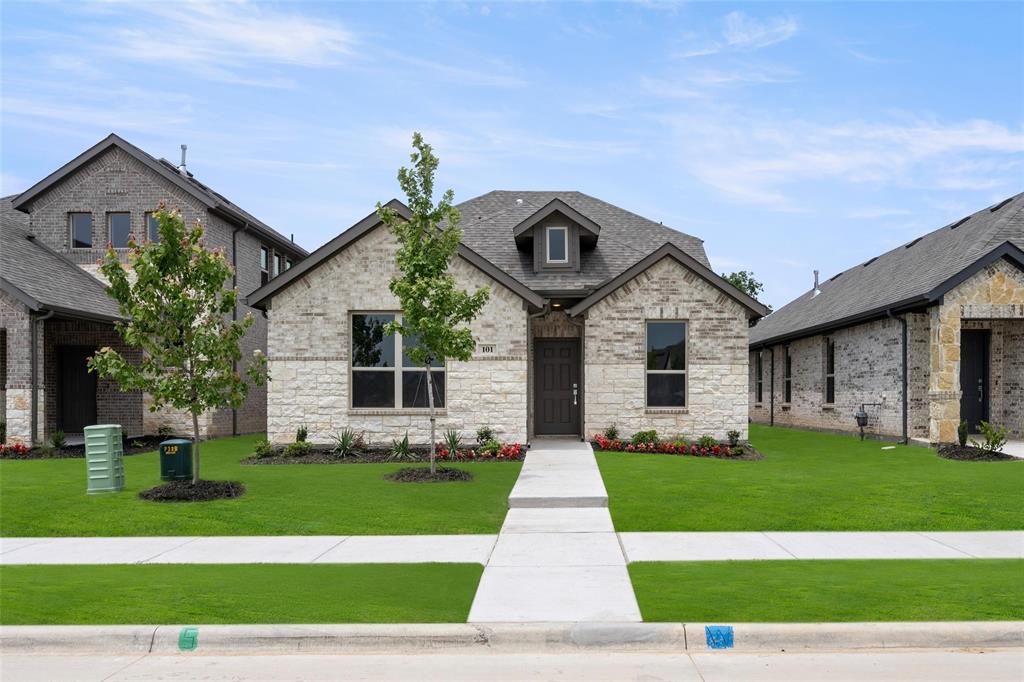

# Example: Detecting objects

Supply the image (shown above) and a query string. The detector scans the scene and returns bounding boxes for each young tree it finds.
[378,133,489,475]
[722,270,773,313]
[89,205,266,485]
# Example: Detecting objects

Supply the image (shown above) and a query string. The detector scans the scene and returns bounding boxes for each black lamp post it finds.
[855,403,882,441]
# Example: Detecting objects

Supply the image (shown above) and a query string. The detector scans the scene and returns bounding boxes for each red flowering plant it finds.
[591,431,741,459]
[0,442,31,458]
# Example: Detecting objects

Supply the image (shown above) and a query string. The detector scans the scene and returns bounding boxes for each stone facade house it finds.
[250,192,767,445]
[0,134,306,445]
[749,192,1024,443]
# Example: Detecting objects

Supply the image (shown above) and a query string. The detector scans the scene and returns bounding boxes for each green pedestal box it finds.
[84,424,125,494]
[160,439,193,481]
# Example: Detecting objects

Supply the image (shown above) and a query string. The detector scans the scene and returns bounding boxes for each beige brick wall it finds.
[582,258,751,441]
[266,223,529,445]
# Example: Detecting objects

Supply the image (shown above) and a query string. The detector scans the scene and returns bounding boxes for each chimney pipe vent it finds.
[812,269,821,298]
[178,144,188,174]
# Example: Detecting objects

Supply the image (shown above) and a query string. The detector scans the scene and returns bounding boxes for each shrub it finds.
[632,430,658,445]
[957,420,969,448]
[727,430,740,448]
[443,429,462,455]
[480,439,501,456]
[253,438,274,458]
[296,424,308,443]
[971,421,1007,453]
[156,424,173,438]
[475,426,495,446]
[0,442,30,457]
[697,434,717,450]
[282,440,313,457]
[49,430,67,450]
[0,420,6,443]
[390,432,415,460]
[603,424,620,440]
[331,428,362,458]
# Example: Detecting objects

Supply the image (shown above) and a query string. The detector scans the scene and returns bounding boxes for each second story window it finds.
[274,253,283,277]
[146,212,160,243]
[285,258,293,271]
[69,213,92,249]
[784,346,793,403]
[260,246,269,285]
[546,225,568,264]
[108,213,131,248]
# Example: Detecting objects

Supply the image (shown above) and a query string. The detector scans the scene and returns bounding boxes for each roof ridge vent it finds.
[989,197,1013,212]
[949,216,970,230]
[862,256,878,267]
[905,236,923,248]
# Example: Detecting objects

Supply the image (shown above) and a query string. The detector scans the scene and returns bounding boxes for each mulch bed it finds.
[139,479,246,502]
[384,466,473,482]
[592,443,764,461]
[1,435,177,460]
[241,446,522,465]
[936,444,1021,462]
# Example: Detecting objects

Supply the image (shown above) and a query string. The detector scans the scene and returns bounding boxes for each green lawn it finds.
[630,559,1024,622]
[597,424,1024,531]
[0,435,520,536]
[0,563,482,624]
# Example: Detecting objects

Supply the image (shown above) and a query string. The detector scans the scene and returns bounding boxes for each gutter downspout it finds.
[30,309,55,446]
[888,309,909,444]
[769,347,775,427]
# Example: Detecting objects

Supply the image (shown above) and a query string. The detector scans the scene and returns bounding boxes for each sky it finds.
[2,1,1022,309]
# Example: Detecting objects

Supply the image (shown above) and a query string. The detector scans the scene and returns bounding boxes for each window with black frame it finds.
[646,321,686,407]
[351,313,444,409]
[755,351,764,404]
[784,346,793,403]
[824,338,836,404]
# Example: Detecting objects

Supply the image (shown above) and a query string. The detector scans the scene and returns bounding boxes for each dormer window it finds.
[546,226,568,264]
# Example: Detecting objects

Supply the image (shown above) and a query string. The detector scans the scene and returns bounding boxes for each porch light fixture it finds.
[552,303,562,308]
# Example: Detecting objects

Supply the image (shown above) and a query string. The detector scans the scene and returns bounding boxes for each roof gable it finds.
[568,242,769,318]
[248,199,545,310]
[12,133,305,257]
[512,198,601,245]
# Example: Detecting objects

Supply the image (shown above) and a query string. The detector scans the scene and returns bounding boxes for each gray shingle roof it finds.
[1,195,123,320]
[453,191,709,292]
[750,192,1024,346]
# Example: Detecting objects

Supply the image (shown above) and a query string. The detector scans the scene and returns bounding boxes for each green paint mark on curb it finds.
[178,627,198,651]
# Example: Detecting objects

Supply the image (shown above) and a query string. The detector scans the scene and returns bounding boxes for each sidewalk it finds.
[469,439,642,622]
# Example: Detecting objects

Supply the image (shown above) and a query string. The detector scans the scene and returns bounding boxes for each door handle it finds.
[572,383,578,406]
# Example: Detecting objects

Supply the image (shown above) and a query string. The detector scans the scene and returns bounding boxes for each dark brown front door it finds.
[535,339,580,436]
[58,346,97,433]
[960,330,989,432]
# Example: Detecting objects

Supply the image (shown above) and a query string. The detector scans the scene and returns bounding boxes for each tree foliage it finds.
[722,270,772,313]
[377,133,489,474]
[88,205,266,484]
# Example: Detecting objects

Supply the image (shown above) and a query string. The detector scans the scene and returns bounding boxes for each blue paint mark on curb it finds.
[178,627,199,651]
[705,625,734,649]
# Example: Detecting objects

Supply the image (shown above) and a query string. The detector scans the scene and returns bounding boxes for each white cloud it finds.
[723,11,799,50]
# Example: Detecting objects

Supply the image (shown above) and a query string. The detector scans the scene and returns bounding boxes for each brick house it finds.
[1,134,306,445]
[749,193,1024,443]
[250,192,767,445]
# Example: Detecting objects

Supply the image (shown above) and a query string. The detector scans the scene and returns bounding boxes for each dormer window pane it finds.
[547,226,568,263]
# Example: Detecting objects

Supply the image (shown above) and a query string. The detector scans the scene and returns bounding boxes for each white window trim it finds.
[644,320,688,408]
[69,212,93,249]
[107,212,132,249]
[350,311,446,410]
[545,225,569,264]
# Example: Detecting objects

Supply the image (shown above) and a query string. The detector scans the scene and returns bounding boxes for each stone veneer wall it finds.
[748,316,913,439]
[1,290,34,444]
[266,224,529,445]
[18,145,284,439]
[928,259,1024,442]
[582,258,751,441]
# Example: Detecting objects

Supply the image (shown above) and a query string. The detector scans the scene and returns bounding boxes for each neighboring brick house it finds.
[749,193,1024,443]
[0,134,306,445]
[250,192,767,445]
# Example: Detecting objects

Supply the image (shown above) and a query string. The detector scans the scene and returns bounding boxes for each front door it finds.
[959,330,989,432]
[534,339,580,436]
[58,346,97,433]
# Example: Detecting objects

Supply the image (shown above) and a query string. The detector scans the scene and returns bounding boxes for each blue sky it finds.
[2,1,1022,308]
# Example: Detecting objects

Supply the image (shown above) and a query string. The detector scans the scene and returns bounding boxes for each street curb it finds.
[1,622,1020,655]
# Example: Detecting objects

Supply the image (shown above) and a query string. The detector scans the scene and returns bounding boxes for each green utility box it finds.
[84,424,125,494]
[160,439,193,481]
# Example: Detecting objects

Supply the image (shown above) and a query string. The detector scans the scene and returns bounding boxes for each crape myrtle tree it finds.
[89,204,267,485]
[377,133,489,475]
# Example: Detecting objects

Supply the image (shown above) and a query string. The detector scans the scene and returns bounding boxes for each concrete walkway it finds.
[469,440,642,622]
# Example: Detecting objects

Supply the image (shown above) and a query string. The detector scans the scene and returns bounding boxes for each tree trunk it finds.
[191,410,201,485]
[426,363,436,476]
